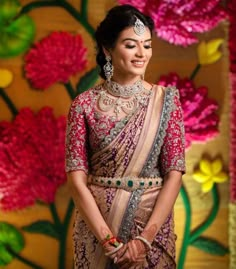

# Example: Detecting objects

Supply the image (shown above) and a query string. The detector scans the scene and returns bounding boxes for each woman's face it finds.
[108,26,152,82]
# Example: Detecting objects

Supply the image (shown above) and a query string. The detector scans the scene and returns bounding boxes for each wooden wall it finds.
[0,0,229,268]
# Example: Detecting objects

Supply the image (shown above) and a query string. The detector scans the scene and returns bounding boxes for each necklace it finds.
[105,79,143,98]
[97,80,152,118]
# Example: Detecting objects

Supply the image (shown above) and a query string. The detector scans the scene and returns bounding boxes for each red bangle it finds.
[102,236,117,246]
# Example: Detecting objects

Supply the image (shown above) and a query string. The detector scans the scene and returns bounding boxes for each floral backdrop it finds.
[0,0,233,268]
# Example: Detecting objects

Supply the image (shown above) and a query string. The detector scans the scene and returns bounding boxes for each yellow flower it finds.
[197,39,224,65]
[0,69,13,88]
[193,158,228,193]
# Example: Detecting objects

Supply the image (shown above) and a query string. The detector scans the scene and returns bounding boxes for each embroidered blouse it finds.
[65,84,185,176]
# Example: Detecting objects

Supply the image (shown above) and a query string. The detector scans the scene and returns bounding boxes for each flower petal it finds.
[206,39,224,55]
[200,159,212,175]
[0,69,13,88]
[193,170,210,183]
[213,172,228,183]
[212,159,223,174]
[205,51,222,65]
[202,180,214,193]
[198,41,208,65]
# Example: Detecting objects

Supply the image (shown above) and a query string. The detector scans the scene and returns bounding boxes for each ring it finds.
[114,257,118,264]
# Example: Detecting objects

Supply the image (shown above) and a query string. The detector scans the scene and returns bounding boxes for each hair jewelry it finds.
[103,55,114,81]
[133,17,146,36]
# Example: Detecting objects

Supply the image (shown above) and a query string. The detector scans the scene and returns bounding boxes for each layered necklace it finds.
[97,79,152,118]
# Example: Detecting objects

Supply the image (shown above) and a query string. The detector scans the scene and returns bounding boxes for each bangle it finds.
[101,236,116,246]
[105,242,124,256]
[135,236,152,251]
[101,235,121,247]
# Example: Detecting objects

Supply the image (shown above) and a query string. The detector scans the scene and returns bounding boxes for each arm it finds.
[67,170,113,242]
[141,170,182,242]
[65,96,120,254]
[142,91,185,242]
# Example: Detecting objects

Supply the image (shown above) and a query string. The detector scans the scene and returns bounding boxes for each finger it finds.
[116,245,129,263]
[116,244,128,260]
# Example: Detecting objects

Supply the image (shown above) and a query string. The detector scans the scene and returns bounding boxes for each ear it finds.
[102,46,110,57]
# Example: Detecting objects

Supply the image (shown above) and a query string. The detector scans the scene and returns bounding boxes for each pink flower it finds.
[158,73,219,148]
[25,31,87,90]
[118,0,227,46]
[0,107,66,211]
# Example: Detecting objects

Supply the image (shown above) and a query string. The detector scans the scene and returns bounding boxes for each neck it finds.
[111,75,142,85]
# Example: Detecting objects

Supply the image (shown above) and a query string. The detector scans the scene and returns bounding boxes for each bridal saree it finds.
[65,84,185,269]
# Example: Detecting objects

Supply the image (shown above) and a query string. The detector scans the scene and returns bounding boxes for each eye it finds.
[144,44,152,49]
[125,44,136,49]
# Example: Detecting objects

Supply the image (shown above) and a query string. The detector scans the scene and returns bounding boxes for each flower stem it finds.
[6,245,43,269]
[81,0,88,21]
[0,88,18,117]
[49,203,61,228]
[57,199,74,269]
[20,0,95,38]
[177,185,192,269]
[64,81,76,100]
[189,63,201,80]
[49,203,66,269]
[189,184,219,243]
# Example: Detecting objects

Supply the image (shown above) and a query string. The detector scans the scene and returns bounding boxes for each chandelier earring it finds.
[103,55,114,81]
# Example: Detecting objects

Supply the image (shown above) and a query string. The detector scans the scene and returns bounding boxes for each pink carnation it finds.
[25,31,87,90]
[158,73,219,148]
[118,0,227,46]
[0,107,66,211]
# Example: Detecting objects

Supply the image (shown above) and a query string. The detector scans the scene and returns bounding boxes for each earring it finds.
[103,55,113,81]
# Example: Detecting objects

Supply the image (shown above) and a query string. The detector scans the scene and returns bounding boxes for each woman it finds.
[65,4,185,269]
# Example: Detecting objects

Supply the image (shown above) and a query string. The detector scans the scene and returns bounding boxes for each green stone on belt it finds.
[127,180,133,187]
[149,181,152,186]
[108,180,111,184]
[140,182,145,186]
[116,180,121,186]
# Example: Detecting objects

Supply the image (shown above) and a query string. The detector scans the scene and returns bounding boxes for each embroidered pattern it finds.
[140,87,185,177]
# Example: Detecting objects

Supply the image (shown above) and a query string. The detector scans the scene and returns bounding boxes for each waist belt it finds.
[88,175,163,191]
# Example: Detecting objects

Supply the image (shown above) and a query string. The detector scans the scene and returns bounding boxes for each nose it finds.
[136,44,145,58]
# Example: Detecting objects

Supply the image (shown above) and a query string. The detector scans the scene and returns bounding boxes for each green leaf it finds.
[190,236,229,255]
[22,220,59,239]
[76,66,99,94]
[0,0,21,26]
[0,222,24,266]
[0,15,35,58]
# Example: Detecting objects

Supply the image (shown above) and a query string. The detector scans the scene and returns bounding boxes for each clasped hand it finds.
[104,239,147,269]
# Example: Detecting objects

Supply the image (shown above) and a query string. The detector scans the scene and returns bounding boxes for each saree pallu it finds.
[72,85,184,269]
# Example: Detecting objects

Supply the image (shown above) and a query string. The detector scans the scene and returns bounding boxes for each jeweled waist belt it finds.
[88,175,163,191]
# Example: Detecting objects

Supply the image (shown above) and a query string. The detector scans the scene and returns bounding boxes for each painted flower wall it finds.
[0,0,232,268]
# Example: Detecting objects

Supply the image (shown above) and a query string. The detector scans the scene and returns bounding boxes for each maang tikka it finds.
[133,16,146,36]
[103,55,114,81]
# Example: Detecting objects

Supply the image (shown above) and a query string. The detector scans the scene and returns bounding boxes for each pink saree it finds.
[65,83,185,269]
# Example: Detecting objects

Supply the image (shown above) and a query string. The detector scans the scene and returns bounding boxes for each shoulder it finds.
[70,84,101,112]
[150,84,180,101]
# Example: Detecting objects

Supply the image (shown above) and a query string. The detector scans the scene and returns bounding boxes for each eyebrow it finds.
[121,38,152,42]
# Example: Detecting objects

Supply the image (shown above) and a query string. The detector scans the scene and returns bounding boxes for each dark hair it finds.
[95,5,154,79]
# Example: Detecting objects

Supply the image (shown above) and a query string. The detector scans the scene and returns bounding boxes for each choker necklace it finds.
[97,80,152,118]
[105,79,143,98]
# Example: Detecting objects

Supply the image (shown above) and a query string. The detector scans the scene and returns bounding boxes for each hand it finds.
[114,239,147,269]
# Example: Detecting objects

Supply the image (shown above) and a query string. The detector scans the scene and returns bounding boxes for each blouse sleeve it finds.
[159,91,186,176]
[65,97,89,174]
